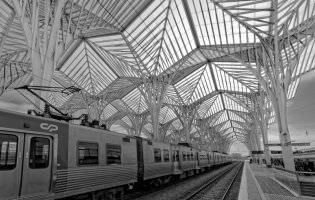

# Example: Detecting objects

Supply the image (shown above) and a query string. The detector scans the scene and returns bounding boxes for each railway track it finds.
[125,163,234,200]
[181,162,243,200]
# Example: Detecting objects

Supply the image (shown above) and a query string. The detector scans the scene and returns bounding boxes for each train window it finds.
[187,152,190,161]
[106,144,121,165]
[154,148,161,162]
[78,142,99,166]
[163,149,170,162]
[191,152,194,160]
[182,152,186,161]
[172,150,179,161]
[29,137,50,169]
[0,134,17,170]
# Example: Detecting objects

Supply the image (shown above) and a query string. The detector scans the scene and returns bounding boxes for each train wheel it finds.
[163,176,172,184]
[150,179,162,188]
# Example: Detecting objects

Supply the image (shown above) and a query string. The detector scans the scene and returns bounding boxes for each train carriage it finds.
[140,139,173,181]
[0,109,61,200]
[208,152,215,166]
[197,150,209,169]
[214,152,221,165]
[0,109,232,200]
[171,144,181,174]
[54,125,138,198]
[178,144,198,173]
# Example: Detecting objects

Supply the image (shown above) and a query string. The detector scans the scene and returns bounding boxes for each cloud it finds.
[0,90,31,113]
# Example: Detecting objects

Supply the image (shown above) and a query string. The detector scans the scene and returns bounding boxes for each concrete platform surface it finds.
[238,162,314,200]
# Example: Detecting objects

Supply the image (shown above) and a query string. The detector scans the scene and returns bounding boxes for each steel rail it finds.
[182,162,242,200]
[221,162,244,200]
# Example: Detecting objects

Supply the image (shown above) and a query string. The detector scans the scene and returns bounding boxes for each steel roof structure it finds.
[0,0,315,153]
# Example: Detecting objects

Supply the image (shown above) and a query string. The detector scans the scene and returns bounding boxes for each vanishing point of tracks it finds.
[182,162,244,200]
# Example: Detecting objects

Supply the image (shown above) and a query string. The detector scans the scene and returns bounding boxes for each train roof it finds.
[0,108,68,135]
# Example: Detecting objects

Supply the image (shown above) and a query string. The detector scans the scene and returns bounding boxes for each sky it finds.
[1,70,315,156]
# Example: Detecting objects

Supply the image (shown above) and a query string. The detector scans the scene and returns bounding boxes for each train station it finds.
[0,0,314,200]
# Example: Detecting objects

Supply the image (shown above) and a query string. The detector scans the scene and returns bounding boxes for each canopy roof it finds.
[1,0,315,147]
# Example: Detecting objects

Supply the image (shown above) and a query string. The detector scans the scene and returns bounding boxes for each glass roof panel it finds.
[121,116,132,127]
[60,41,118,95]
[188,0,260,46]
[222,127,234,135]
[190,64,216,103]
[287,78,300,100]
[111,99,130,112]
[122,88,148,114]
[213,62,258,91]
[197,94,218,118]
[47,80,73,108]
[88,35,139,74]
[163,49,206,75]
[213,110,229,126]
[212,63,251,92]
[228,110,245,123]
[125,0,171,72]
[125,0,196,74]
[171,118,183,130]
[101,104,118,120]
[217,0,272,37]
[268,111,276,125]
[278,0,315,32]
[231,121,244,130]
[174,64,207,104]
[218,121,232,132]
[164,85,181,105]
[222,94,248,112]
[293,39,315,79]
[206,95,224,117]
[73,0,152,30]
[87,41,139,78]
[159,106,176,124]
[59,92,94,114]
[0,1,27,55]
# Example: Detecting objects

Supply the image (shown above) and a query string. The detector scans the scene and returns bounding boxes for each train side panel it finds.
[178,145,197,172]
[198,150,208,168]
[0,109,64,200]
[142,140,172,180]
[54,125,138,198]
[171,144,181,174]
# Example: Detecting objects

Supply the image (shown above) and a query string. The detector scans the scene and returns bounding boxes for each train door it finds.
[136,137,144,182]
[207,153,210,165]
[172,149,180,173]
[20,134,53,196]
[0,132,23,200]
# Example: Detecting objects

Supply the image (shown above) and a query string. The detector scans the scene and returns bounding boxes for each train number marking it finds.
[40,123,58,132]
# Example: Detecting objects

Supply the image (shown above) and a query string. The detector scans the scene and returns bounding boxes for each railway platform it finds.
[238,161,315,200]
